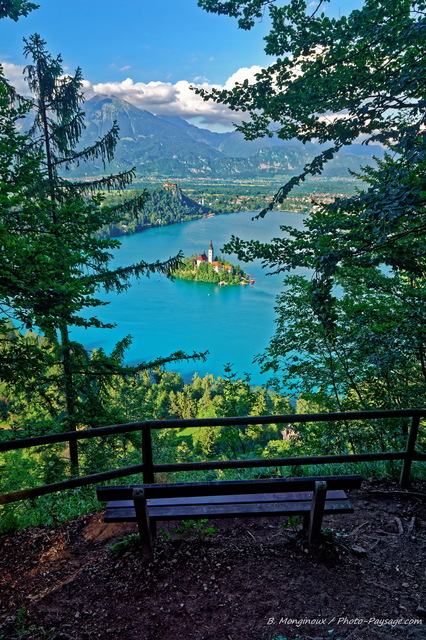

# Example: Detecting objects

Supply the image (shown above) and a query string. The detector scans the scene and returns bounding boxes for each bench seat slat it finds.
[104,498,353,522]
[97,476,362,560]
[105,489,348,510]
[97,475,362,502]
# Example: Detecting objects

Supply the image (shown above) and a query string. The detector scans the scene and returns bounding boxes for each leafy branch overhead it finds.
[198,0,426,411]
[197,0,425,234]
[197,1,426,271]
[0,0,38,21]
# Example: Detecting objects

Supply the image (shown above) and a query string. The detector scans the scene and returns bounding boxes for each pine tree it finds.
[1,35,204,468]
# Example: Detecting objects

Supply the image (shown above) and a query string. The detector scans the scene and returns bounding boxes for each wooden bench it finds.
[97,475,362,561]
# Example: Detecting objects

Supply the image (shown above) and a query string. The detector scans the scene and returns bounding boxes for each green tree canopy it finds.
[198,0,426,414]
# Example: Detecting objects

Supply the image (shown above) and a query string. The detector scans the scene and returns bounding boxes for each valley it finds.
[68,94,383,182]
[100,175,362,239]
[132,175,363,214]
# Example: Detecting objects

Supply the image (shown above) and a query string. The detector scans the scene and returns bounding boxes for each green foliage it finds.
[198,1,425,201]
[0,365,293,531]
[172,518,217,540]
[98,365,292,464]
[0,607,49,639]
[101,186,211,237]
[0,485,98,534]
[109,533,140,554]
[0,0,38,21]
[199,0,426,276]
[279,515,303,538]
[199,0,426,426]
[173,254,249,285]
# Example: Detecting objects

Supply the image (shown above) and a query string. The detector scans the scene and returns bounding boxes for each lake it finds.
[72,210,307,386]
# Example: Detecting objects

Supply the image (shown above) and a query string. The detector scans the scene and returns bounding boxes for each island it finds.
[173,241,254,286]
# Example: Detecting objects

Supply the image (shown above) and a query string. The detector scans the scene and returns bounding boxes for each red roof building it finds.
[196,253,208,266]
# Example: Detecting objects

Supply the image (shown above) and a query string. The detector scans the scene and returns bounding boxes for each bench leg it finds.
[133,488,154,562]
[308,481,327,544]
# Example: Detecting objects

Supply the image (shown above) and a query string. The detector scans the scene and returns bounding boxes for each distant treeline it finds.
[100,186,213,237]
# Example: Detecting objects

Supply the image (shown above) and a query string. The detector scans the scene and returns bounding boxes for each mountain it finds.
[158,115,232,150]
[74,95,223,177]
[70,95,382,179]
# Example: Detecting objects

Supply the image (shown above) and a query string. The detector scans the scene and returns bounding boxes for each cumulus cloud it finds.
[2,61,264,131]
[1,62,28,94]
[82,65,264,130]
[224,65,263,89]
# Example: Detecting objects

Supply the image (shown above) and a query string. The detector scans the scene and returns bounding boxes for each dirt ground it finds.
[1,479,426,640]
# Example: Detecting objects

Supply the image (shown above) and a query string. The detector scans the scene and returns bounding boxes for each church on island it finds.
[173,241,254,285]
[196,241,234,275]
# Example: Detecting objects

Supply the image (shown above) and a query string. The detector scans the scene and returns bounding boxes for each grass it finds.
[0,607,54,639]
[109,533,140,555]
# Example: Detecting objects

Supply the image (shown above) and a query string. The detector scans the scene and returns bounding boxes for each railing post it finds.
[69,439,79,473]
[400,411,421,488]
[142,425,155,484]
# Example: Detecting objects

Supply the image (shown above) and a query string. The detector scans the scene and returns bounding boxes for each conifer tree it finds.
[1,35,203,467]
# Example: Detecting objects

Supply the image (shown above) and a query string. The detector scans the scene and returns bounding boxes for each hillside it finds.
[103,183,213,237]
[1,480,425,640]
[68,95,383,180]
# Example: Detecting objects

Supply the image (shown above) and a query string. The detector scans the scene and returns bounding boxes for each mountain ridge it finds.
[70,95,383,180]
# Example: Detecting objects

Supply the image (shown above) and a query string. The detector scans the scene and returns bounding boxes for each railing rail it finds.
[0,409,425,505]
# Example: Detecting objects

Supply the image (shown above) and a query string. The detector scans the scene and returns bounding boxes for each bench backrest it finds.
[97,475,363,502]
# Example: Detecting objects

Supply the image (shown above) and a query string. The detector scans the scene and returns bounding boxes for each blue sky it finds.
[1,0,362,130]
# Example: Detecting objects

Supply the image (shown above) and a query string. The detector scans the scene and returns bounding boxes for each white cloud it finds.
[2,61,265,131]
[224,65,263,89]
[83,65,265,130]
[89,78,178,106]
[1,62,28,94]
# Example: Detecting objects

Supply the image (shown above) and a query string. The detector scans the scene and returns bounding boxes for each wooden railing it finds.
[0,409,425,505]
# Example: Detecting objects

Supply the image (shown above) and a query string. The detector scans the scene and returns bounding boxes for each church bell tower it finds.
[208,240,214,264]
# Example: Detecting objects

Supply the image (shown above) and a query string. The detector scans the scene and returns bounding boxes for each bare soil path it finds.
[1,480,426,640]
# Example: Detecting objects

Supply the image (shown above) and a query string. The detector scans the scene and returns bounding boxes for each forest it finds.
[1,0,425,533]
[100,186,211,237]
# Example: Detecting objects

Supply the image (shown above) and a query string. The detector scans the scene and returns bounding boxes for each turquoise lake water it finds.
[72,210,308,386]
